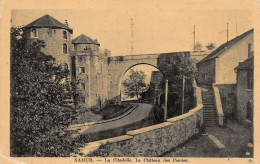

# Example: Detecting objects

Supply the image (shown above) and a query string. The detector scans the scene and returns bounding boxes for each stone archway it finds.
[107,54,160,103]
[117,63,163,103]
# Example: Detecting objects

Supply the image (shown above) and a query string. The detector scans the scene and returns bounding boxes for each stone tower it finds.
[71,34,111,109]
[22,14,73,72]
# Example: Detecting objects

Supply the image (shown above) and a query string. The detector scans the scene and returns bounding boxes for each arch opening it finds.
[118,63,165,104]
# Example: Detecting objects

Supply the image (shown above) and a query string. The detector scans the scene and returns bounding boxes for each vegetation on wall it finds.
[10,27,79,157]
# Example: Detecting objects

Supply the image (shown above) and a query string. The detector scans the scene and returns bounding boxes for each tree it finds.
[122,69,149,99]
[10,27,79,157]
[193,42,203,51]
[206,42,216,50]
[157,52,196,117]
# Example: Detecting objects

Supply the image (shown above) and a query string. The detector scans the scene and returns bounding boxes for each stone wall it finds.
[73,81,203,157]
[214,84,236,119]
[196,58,216,85]
[236,70,253,125]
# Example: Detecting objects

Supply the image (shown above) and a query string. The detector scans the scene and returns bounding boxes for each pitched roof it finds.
[71,34,100,45]
[197,29,254,64]
[235,56,254,70]
[23,14,73,33]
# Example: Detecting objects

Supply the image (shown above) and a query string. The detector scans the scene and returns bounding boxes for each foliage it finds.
[206,42,216,50]
[157,52,196,116]
[122,69,149,99]
[193,42,203,51]
[116,56,124,62]
[10,27,79,157]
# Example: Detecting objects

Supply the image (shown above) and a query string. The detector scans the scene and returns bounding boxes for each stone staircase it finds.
[201,87,219,127]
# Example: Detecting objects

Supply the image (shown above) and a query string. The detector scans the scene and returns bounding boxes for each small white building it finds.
[197,29,254,85]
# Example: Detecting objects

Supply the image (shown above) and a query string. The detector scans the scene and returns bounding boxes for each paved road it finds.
[71,103,153,139]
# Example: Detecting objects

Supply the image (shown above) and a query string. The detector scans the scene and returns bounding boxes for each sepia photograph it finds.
[0,0,259,163]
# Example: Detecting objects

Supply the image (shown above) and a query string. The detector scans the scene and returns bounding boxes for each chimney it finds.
[65,20,69,26]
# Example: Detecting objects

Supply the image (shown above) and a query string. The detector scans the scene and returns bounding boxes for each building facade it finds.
[235,56,254,126]
[71,34,111,109]
[196,29,254,85]
[22,15,73,74]
[23,14,112,109]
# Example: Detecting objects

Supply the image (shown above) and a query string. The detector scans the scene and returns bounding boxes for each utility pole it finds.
[130,18,134,55]
[193,25,196,52]
[182,77,185,114]
[235,16,238,36]
[164,79,168,121]
[227,23,229,42]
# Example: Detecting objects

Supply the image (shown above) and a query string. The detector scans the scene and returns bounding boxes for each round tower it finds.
[22,14,73,70]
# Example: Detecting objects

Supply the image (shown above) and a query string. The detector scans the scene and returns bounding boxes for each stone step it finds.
[202,99,215,102]
[204,115,217,117]
[205,125,219,127]
[204,112,217,114]
[203,107,216,110]
[203,113,217,117]
[204,118,218,120]
[203,104,215,106]
[202,98,215,101]
[203,109,216,111]
[202,93,214,98]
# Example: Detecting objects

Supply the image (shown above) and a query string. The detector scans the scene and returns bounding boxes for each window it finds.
[31,28,38,38]
[81,96,85,103]
[64,63,68,70]
[246,101,252,121]
[81,83,85,90]
[63,30,68,39]
[63,43,68,54]
[247,70,253,89]
[248,43,254,57]
[80,67,85,74]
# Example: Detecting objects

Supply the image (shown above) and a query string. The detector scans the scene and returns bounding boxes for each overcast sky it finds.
[11,1,254,56]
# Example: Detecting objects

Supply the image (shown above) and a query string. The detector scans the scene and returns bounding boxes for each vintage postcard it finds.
[0,0,260,163]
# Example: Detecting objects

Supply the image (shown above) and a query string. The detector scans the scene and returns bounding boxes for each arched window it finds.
[63,30,67,39]
[63,43,68,54]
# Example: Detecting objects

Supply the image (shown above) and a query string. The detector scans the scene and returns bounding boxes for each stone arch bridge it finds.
[107,51,196,103]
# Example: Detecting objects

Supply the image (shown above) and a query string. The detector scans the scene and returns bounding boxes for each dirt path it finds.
[163,119,253,157]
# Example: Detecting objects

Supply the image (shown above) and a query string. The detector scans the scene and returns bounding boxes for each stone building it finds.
[235,56,254,126]
[22,14,73,74]
[196,29,254,85]
[196,29,254,121]
[140,71,164,104]
[71,34,111,109]
[23,14,112,109]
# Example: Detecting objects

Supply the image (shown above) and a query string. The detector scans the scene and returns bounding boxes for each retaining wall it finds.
[74,81,203,157]
[214,84,236,119]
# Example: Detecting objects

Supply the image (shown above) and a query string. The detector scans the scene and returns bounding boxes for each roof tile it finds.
[198,29,254,64]
[23,14,73,33]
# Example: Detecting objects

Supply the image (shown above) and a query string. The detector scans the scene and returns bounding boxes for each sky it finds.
[11,2,254,57]
[10,3,255,100]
